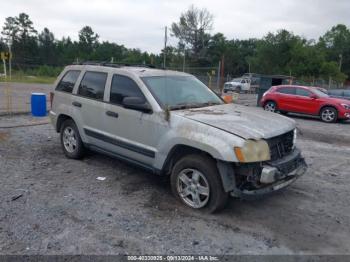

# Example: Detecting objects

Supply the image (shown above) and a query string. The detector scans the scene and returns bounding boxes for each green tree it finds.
[92,41,127,62]
[16,13,37,39]
[1,17,19,43]
[319,24,350,78]
[1,13,39,66]
[78,26,99,59]
[38,28,56,65]
[171,5,213,63]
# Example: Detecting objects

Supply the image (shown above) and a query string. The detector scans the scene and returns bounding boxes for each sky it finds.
[1,0,349,54]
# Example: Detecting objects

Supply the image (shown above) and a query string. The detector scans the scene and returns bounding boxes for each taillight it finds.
[50,92,54,109]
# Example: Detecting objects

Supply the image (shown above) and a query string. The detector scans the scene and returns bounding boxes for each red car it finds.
[260,85,350,123]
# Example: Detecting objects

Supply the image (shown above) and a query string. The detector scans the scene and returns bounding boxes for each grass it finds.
[0,74,56,84]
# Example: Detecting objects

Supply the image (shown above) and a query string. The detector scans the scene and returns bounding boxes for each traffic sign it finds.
[1,52,12,60]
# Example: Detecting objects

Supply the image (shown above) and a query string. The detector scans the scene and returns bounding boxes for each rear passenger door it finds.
[54,70,82,115]
[275,86,296,111]
[73,71,109,144]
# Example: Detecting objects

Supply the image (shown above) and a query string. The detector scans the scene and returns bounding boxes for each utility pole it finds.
[163,26,167,68]
[2,57,6,77]
[8,40,12,81]
[339,54,343,71]
[220,55,225,89]
[217,61,221,92]
[182,49,186,72]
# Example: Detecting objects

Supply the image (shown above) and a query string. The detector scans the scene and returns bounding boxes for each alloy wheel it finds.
[177,168,210,209]
[264,102,276,112]
[321,109,336,122]
[62,126,77,153]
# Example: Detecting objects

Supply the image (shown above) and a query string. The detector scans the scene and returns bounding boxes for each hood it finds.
[173,104,295,140]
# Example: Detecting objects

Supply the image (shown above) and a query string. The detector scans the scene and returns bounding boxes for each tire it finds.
[264,101,277,112]
[170,154,229,213]
[280,111,288,115]
[320,107,338,123]
[236,86,241,93]
[60,119,85,159]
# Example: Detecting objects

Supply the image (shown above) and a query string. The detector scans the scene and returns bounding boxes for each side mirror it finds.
[123,97,152,113]
[310,94,318,99]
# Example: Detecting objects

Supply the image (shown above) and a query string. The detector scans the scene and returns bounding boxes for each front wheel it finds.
[264,101,277,112]
[170,155,228,213]
[320,107,338,123]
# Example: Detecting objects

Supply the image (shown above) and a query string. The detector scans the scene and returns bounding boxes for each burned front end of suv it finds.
[218,129,307,198]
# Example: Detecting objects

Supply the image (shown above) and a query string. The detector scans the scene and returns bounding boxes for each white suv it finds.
[50,63,307,212]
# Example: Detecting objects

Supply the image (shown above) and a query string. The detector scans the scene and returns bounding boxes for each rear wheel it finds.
[264,101,277,112]
[320,107,338,123]
[60,119,85,159]
[170,155,228,213]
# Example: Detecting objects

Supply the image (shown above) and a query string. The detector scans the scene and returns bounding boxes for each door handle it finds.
[72,101,82,108]
[106,111,119,118]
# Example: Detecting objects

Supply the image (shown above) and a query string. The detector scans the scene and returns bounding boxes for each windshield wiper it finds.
[169,102,221,110]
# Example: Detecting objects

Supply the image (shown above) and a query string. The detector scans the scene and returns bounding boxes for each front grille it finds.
[266,130,294,161]
[278,157,300,174]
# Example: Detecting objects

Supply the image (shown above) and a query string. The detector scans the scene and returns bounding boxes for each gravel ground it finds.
[0,114,350,255]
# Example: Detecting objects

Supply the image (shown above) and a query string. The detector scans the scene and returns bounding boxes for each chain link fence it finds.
[1,62,349,115]
[0,81,51,115]
[167,66,223,93]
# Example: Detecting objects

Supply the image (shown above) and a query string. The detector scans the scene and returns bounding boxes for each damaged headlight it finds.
[234,140,271,163]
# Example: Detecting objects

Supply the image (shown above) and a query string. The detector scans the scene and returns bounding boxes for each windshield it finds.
[142,75,223,110]
[312,88,329,98]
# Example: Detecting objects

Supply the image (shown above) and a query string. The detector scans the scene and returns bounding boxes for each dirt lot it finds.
[0,112,349,255]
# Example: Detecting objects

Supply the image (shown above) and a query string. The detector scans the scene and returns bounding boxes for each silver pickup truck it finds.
[50,64,307,213]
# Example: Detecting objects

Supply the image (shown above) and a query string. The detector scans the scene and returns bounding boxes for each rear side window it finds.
[56,70,81,93]
[277,87,295,95]
[110,75,145,105]
[296,88,311,97]
[78,71,107,100]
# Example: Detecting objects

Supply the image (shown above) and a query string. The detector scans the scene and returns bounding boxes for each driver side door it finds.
[294,88,320,115]
[102,74,166,166]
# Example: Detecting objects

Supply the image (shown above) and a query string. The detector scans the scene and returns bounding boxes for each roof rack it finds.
[72,61,158,69]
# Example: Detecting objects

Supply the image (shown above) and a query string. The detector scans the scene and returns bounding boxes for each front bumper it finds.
[339,109,350,119]
[229,149,307,198]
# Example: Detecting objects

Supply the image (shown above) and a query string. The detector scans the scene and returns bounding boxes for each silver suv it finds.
[50,63,307,213]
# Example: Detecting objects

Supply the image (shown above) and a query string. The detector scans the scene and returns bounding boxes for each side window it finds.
[296,88,311,97]
[78,71,107,100]
[56,70,81,93]
[110,75,146,105]
[277,87,295,95]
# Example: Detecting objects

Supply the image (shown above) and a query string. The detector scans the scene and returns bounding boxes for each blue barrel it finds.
[31,93,47,117]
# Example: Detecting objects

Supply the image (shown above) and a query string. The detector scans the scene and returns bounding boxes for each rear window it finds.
[78,71,108,100]
[56,70,81,93]
[277,86,295,95]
